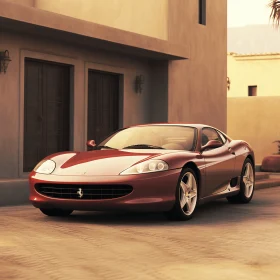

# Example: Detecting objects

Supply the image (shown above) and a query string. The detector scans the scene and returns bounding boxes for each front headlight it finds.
[120,159,168,175]
[34,159,56,174]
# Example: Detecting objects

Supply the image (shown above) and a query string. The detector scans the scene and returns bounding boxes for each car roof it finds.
[129,123,215,129]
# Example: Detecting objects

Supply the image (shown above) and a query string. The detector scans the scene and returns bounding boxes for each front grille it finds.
[35,183,133,200]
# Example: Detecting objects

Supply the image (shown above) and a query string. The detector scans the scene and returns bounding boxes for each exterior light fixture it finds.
[227,77,231,90]
[135,75,144,93]
[0,50,12,74]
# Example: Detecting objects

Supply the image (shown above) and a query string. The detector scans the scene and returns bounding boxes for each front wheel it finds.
[166,168,198,221]
[227,158,255,204]
[40,208,73,217]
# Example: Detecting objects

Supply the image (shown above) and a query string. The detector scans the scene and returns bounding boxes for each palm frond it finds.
[268,0,280,28]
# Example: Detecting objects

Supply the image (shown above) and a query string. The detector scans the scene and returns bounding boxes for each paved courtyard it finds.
[1,188,280,280]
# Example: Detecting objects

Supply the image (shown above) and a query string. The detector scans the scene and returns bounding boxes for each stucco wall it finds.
[29,0,168,40]
[0,30,156,178]
[227,53,280,97]
[3,0,35,6]
[227,97,280,165]
[167,0,227,132]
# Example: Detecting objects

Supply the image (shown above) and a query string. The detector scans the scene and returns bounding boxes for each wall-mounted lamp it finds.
[135,75,144,93]
[227,77,231,90]
[0,50,12,74]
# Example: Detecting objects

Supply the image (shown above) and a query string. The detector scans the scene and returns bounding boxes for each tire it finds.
[227,158,255,204]
[166,167,199,221]
[40,208,73,217]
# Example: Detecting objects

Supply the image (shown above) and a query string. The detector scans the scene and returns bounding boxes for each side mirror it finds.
[86,140,96,150]
[201,140,223,152]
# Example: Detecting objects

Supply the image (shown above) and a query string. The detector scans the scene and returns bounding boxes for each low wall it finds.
[227,97,280,165]
[0,179,29,206]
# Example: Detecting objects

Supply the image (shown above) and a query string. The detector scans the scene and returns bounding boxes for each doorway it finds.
[87,70,120,144]
[23,58,71,172]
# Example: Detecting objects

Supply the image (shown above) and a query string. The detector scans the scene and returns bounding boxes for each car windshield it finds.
[97,125,197,151]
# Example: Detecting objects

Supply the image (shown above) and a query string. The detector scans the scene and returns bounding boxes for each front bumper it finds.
[29,169,181,212]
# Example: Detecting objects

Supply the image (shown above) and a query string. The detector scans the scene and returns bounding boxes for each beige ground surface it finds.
[1,188,280,280]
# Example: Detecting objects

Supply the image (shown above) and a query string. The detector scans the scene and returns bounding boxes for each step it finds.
[255,173,270,181]
[255,178,280,190]
[0,179,29,207]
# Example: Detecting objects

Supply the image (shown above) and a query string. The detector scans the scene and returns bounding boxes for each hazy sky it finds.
[228,0,272,27]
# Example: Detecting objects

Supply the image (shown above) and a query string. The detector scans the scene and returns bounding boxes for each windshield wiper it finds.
[96,145,116,150]
[122,144,165,149]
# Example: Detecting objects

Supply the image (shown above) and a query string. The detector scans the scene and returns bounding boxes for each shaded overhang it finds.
[0,0,189,60]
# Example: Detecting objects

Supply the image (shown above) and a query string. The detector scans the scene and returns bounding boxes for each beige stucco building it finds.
[227,96,280,165]
[0,0,227,194]
[227,52,280,97]
[227,52,280,165]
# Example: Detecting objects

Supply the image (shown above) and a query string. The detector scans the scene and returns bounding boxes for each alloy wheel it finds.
[179,172,198,216]
[243,162,254,198]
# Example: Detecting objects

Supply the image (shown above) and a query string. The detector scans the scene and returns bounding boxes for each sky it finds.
[227,0,272,27]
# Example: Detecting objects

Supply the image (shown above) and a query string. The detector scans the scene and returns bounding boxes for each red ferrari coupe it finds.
[29,124,255,221]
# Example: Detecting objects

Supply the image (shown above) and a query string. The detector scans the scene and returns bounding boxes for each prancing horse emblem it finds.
[77,188,83,198]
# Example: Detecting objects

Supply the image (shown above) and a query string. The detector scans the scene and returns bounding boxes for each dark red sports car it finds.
[29,124,255,221]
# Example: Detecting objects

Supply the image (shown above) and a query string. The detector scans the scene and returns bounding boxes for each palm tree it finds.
[269,0,280,26]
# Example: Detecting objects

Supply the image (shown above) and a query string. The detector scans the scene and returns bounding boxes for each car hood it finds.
[50,149,176,176]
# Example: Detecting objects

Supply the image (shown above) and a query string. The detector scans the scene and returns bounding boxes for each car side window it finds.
[201,128,224,147]
[216,130,227,144]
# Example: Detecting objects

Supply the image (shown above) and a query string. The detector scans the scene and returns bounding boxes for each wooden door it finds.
[24,59,70,172]
[87,70,119,144]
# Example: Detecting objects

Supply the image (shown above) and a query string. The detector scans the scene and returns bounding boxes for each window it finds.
[201,128,223,146]
[248,86,257,96]
[98,125,197,151]
[199,0,206,25]
[216,130,227,144]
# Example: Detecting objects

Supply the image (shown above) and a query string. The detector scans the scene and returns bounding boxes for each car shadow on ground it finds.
[47,191,275,227]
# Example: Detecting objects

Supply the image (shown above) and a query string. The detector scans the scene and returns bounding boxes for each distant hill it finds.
[228,24,280,53]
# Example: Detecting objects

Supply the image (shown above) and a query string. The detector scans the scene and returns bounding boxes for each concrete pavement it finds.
[1,187,280,280]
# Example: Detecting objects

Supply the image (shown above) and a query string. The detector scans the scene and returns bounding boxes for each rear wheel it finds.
[40,208,73,217]
[166,168,198,221]
[227,158,255,204]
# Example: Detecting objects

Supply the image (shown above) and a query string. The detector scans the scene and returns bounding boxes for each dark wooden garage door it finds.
[88,70,119,144]
[23,59,70,172]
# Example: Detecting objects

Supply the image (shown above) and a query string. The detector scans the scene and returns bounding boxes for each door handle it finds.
[228,146,235,155]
